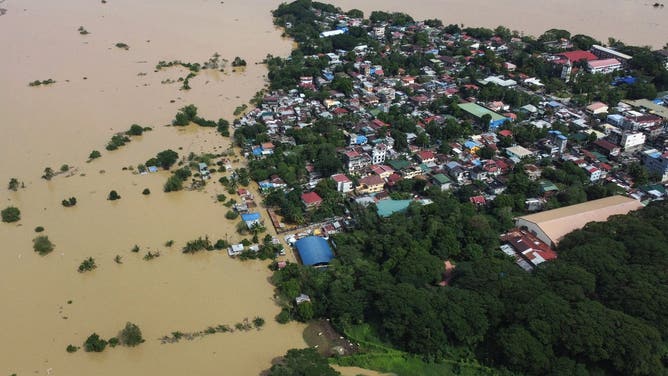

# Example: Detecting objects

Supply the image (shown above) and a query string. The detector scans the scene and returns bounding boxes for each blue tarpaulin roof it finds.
[295,236,334,266]
[241,213,261,222]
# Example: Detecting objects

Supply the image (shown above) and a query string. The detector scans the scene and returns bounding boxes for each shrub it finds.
[62,197,77,207]
[35,226,44,232]
[182,236,213,253]
[8,178,19,191]
[115,42,129,50]
[89,150,101,160]
[156,149,179,169]
[83,333,107,352]
[164,175,183,192]
[66,345,79,353]
[214,239,229,250]
[108,337,119,348]
[42,167,54,180]
[33,236,54,255]
[225,210,239,220]
[142,188,151,195]
[60,164,70,172]
[78,257,97,273]
[252,317,265,329]
[217,194,226,202]
[119,322,144,346]
[1,206,21,222]
[276,309,291,324]
[126,124,144,136]
[165,240,174,247]
[108,190,121,200]
[131,245,140,252]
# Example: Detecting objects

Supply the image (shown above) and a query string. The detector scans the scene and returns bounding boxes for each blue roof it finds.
[548,101,562,108]
[356,135,368,144]
[295,236,334,266]
[241,213,261,222]
[252,147,263,156]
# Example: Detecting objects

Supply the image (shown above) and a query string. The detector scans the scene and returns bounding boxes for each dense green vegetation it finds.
[33,235,54,255]
[1,206,21,222]
[61,197,77,207]
[273,193,668,375]
[267,348,340,376]
[107,190,121,200]
[83,333,107,352]
[28,79,56,87]
[77,257,97,273]
[119,322,144,346]
[88,150,101,160]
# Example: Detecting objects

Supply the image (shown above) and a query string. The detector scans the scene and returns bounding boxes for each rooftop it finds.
[516,195,643,245]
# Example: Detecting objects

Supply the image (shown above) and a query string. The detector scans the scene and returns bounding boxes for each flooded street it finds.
[0,0,304,375]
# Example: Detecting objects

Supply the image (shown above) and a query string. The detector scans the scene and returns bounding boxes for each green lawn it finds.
[330,325,501,376]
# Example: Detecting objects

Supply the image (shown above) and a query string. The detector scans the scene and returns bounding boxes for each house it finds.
[584,165,601,181]
[642,149,668,182]
[331,174,353,193]
[431,173,452,191]
[370,164,395,179]
[416,150,436,164]
[301,192,323,208]
[500,228,557,271]
[506,145,534,161]
[594,139,621,157]
[524,164,542,180]
[458,102,509,129]
[586,102,609,115]
[470,195,487,206]
[228,243,244,256]
[357,174,385,194]
[198,163,210,180]
[515,195,642,247]
[240,212,262,229]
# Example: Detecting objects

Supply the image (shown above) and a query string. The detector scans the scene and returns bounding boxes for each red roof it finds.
[417,150,436,162]
[558,50,598,63]
[498,129,513,137]
[301,192,323,205]
[470,195,486,205]
[331,174,351,183]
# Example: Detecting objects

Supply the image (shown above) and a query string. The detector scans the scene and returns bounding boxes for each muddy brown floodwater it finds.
[329,0,667,48]
[0,0,308,375]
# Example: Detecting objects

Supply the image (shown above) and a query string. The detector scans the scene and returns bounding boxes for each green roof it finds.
[376,199,413,217]
[388,159,411,170]
[432,173,452,185]
[540,180,559,192]
[457,102,506,121]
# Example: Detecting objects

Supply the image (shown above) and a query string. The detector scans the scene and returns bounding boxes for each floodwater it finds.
[0,0,305,375]
[329,0,667,48]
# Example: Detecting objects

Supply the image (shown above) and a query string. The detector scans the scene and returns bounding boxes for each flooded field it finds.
[329,0,667,48]
[0,0,305,375]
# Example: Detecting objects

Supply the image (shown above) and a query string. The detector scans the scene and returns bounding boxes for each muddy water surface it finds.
[0,0,305,375]
[329,0,667,48]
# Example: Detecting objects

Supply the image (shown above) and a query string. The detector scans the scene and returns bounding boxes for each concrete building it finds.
[458,102,510,130]
[331,174,353,193]
[372,143,387,164]
[591,44,632,65]
[642,149,668,182]
[620,131,646,151]
[506,145,534,161]
[587,58,622,74]
[515,195,643,247]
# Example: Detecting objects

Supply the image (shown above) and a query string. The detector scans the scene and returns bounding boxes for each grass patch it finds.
[331,324,499,376]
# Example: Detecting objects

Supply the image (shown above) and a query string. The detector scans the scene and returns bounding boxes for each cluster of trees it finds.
[272,189,668,375]
[172,104,230,132]
[77,322,144,353]
[1,206,20,222]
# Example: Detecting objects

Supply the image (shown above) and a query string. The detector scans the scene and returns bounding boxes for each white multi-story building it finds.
[587,58,622,74]
[620,132,646,151]
[372,143,387,164]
